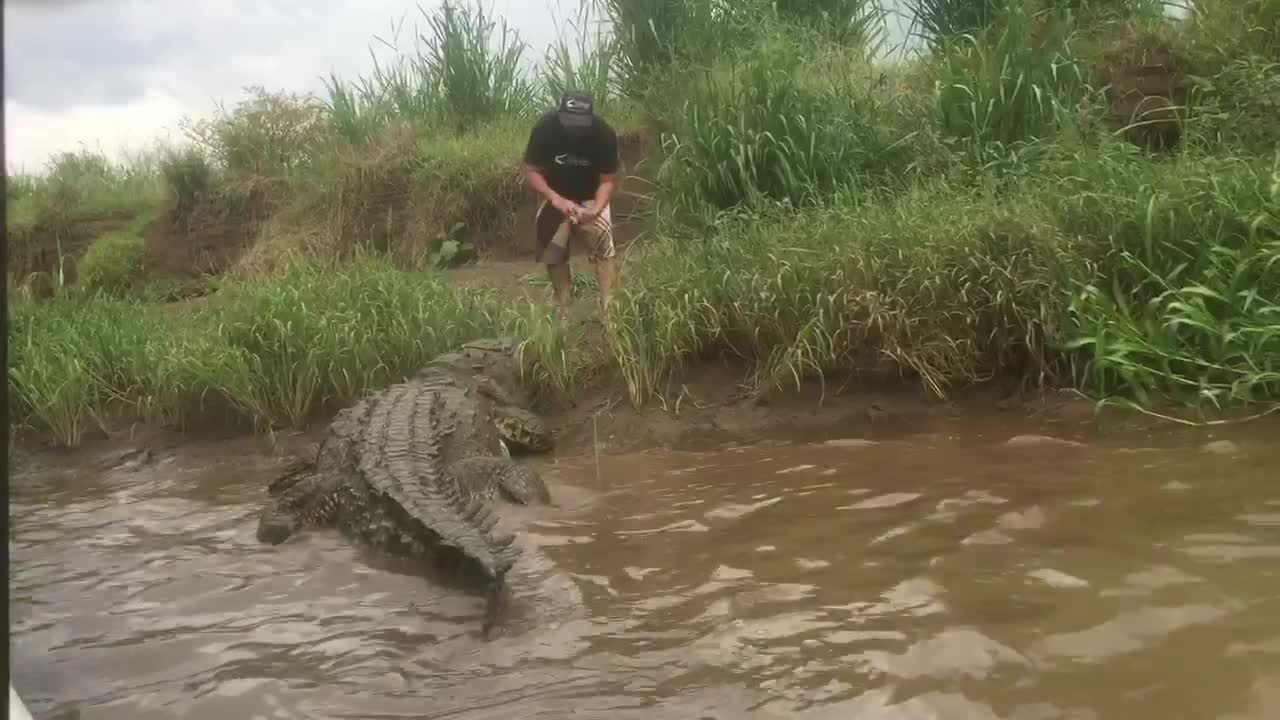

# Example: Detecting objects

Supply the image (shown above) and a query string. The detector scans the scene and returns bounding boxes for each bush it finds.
[184,87,328,180]
[78,230,148,295]
[159,146,215,218]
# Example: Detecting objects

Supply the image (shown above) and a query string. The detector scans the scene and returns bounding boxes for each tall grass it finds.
[594,0,749,97]
[770,0,889,48]
[906,0,1007,50]
[322,0,539,142]
[6,255,529,446]
[604,181,1086,404]
[1051,151,1280,408]
[1190,0,1280,61]
[542,1,618,107]
[935,1,1088,159]
[7,293,238,446]
[424,0,539,127]
[6,150,164,231]
[11,152,1277,448]
[661,43,939,219]
[210,257,509,426]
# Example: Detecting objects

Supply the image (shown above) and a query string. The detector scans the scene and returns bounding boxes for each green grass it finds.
[604,179,1088,404]
[77,211,161,295]
[6,150,166,275]
[8,0,1280,448]
[935,1,1088,154]
[660,40,940,218]
[7,292,234,446]
[6,256,536,446]
[1056,151,1280,408]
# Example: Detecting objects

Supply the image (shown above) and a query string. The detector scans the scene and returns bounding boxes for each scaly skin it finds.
[254,338,556,636]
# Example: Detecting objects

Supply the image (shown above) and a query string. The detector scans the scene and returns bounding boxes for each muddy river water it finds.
[8,415,1280,719]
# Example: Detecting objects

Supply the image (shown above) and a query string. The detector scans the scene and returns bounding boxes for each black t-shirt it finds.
[522,110,619,202]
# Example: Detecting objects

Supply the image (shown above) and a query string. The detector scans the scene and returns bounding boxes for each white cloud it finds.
[2,0,579,174]
[4,92,193,174]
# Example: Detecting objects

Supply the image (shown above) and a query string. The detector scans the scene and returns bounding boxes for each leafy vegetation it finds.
[8,0,1280,447]
[77,211,158,295]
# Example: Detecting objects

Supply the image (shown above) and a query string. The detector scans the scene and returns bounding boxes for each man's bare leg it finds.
[593,255,619,314]
[547,263,573,316]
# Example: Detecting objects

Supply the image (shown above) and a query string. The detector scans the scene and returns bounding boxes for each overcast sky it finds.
[2,0,919,175]
[2,0,584,174]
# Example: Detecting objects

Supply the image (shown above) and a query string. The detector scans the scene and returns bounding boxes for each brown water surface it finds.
[9,417,1280,719]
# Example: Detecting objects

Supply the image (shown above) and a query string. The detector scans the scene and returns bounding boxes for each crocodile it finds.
[253,337,558,636]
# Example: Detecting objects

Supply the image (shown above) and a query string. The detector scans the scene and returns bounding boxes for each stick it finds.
[593,411,602,485]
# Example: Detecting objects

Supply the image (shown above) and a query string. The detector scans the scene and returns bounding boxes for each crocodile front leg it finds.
[255,471,343,545]
[257,501,304,545]
[448,456,551,505]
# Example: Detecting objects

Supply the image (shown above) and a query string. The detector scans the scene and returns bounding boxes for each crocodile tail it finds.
[482,577,504,639]
[437,472,523,573]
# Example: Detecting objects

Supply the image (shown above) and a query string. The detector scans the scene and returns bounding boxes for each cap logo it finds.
[562,95,591,113]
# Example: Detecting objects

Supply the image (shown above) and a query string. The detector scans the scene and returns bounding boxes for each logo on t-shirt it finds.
[554,153,592,167]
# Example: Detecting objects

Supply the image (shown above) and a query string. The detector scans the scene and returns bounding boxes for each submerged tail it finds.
[481,571,510,639]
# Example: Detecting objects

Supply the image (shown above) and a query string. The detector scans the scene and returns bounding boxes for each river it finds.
[8,415,1280,719]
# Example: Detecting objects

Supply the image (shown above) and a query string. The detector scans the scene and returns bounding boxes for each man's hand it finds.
[574,204,599,225]
[550,194,579,221]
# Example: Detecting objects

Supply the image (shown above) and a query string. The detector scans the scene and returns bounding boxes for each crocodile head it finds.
[493,405,554,453]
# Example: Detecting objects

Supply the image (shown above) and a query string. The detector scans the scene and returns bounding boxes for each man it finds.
[521,90,621,315]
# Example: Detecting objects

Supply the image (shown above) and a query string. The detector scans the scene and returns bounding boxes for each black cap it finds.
[557,91,595,130]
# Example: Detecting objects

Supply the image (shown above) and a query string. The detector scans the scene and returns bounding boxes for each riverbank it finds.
[7,1,1279,452]
[6,295,1248,470]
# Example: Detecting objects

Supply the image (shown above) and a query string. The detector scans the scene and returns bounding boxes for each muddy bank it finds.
[7,352,1166,480]
[536,361,1107,459]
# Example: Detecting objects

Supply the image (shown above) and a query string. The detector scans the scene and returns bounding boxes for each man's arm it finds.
[522,120,576,216]
[579,127,621,221]
[585,173,618,216]
[521,163,570,208]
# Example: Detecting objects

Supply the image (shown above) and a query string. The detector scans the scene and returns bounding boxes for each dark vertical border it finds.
[1,0,13,702]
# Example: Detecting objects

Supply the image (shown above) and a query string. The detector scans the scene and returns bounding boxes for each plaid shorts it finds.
[535,199,615,265]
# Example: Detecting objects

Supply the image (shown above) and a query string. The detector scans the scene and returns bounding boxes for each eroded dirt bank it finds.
[4,354,1197,482]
